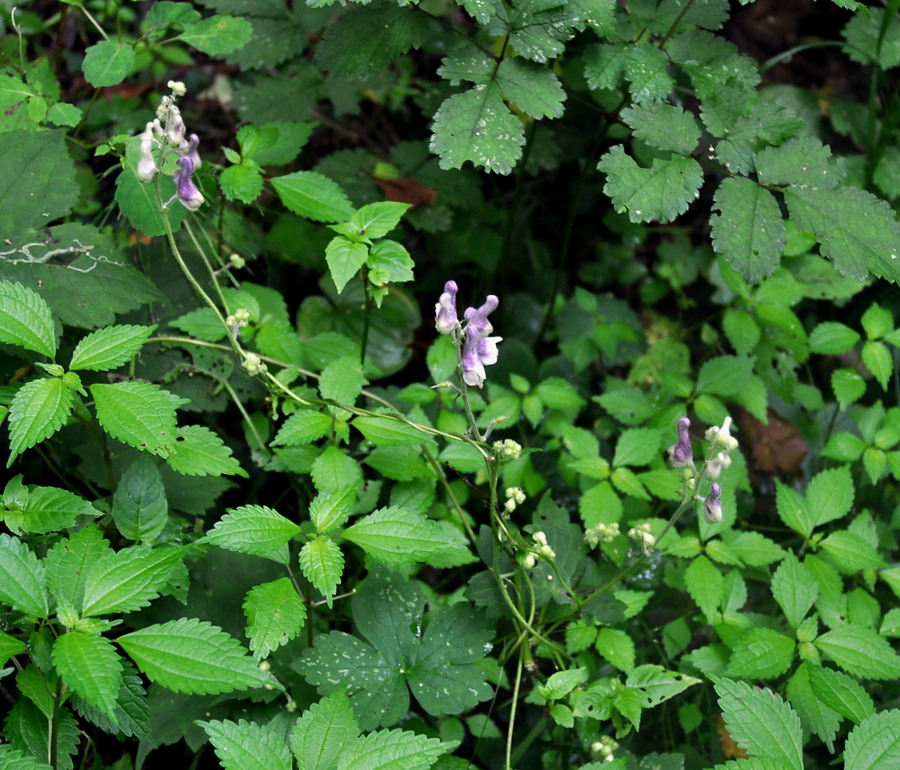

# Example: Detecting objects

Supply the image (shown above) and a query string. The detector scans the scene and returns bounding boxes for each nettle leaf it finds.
[819,530,884,572]
[312,446,364,494]
[112,456,168,543]
[118,617,270,694]
[199,719,292,770]
[273,409,333,446]
[620,101,701,155]
[612,428,663,467]
[625,664,701,708]
[4,484,98,536]
[771,553,818,628]
[69,324,156,372]
[52,631,123,722]
[271,171,354,223]
[783,185,900,282]
[598,145,703,224]
[71,662,149,741]
[179,15,253,55]
[167,425,248,478]
[785,664,840,754]
[169,307,227,342]
[325,237,369,294]
[725,628,795,680]
[90,381,184,458]
[219,163,264,204]
[243,577,307,661]
[297,568,491,730]
[831,368,866,410]
[8,376,73,467]
[806,664,874,725]
[291,691,360,770]
[82,40,135,87]
[711,178,785,283]
[815,624,900,680]
[715,679,803,770]
[862,340,893,390]
[695,355,754,397]
[342,506,451,567]
[684,555,723,621]
[45,526,109,611]
[775,480,813,538]
[81,545,184,617]
[349,202,409,239]
[337,727,449,770]
[0,281,56,357]
[430,84,526,175]
[807,465,853,528]
[299,536,345,606]
[205,504,301,564]
[809,322,860,354]
[844,710,900,770]
[496,58,565,119]
[0,533,49,617]
[310,485,359,533]
[367,240,414,292]
[319,355,366,407]
[723,310,761,356]
[353,415,435,448]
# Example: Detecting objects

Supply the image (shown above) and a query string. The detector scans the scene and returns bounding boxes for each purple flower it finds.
[464,295,499,338]
[174,156,204,211]
[184,133,201,171]
[703,482,722,524]
[668,417,693,467]
[462,330,501,387]
[435,280,459,334]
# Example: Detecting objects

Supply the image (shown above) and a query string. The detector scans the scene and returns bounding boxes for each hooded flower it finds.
[166,107,186,148]
[137,122,157,183]
[184,133,201,170]
[174,156,204,211]
[461,329,501,387]
[465,295,499,338]
[703,482,722,524]
[668,417,693,467]
[435,280,459,334]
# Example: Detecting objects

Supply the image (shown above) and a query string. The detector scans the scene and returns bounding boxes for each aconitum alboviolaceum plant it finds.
[435,282,502,388]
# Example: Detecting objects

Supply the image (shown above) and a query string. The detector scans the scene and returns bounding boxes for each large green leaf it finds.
[90,381,183,457]
[243,577,307,660]
[496,58,565,119]
[710,178,785,283]
[620,100,701,155]
[714,679,803,770]
[0,534,49,617]
[625,664,701,708]
[111,456,168,542]
[7,376,73,466]
[199,719,292,770]
[0,281,56,357]
[290,691,360,770]
[69,324,156,372]
[337,728,449,770]
[342,506,452,567]
[44,526,110,612]
[806,664,874,725]
[52,631,123,721]
[271,171,354,223]
[815,624,900,680]
[725,628,795,680]
[325,236,369,294]
[82,41,135,87]
[81,545,184,617]
[844,710,900,770]
[771,553,818,628]
[3,484,98,536]
[204,504,301,564]
[598,145,703,224]
[166,425,248,478]
[118,618,271,694]
[179,15,253,55]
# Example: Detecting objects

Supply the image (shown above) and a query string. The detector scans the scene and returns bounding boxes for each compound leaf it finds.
[118,618,270,694]
[620,101,701,155]
[496,58,565,119]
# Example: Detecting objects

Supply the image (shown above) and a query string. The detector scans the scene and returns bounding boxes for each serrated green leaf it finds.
[337,727,449,770]
[325,236,368,294]
[785,663,840,753]
[45,526,109,612]
[168,307,227,342]
[167,425,247,477]
[312,446,364,494]
[7,377,73,466]
[0,628,26,665]
[862,341,892,390]
[775,480,813,538]
[612,427,663,467]
[271,171,354,223]
[695,355,755,397]
[430,84,526,175]
[720,531,784,567]
[726,627,795,680]
[595,627,635,672]
[620,101,701,155]
[111,456,168,543]
[290,691,360,770]
[219,163,264,204]
[809,322,860,354]
[819,530,884,572]
[310,485,359,534]
[714,679,803,770]
[844,710,900,770]
[205,504,301,564]
[52,632,122,722]
[815,624,900,680]
[807,465,853,528]
[806,664,875,724]
[624,44,674,102]
[0,281,56,357]
[771,553,818,628]
[756,137,843,189]
[119,618,270,694]
[625,664,701,708]
[273,409,333,446]
[539,668,589,700]
[69,324,155,372]
[534,377,585,409]
[822,431,867,463]
[81,545,183,617]
[0,534,49,617]
[496,58,565,119]
[299,536,344,607]
[343,506,450,567]
[353,414,433,448]
[722,310,761,356]
[366,240,414,291]
[4,484,97,536]
[784,185,900,281]
[598,145,703,224]
[199,719,292,770]
[507,0,573,63]
[90,381,183,457]
[348,202,409,239]
[685,555,723,621]
[711,178,785,283]
[82,41,135,87]
[179,15,252,55]
[243,578,306,660]
[843,7,900,68]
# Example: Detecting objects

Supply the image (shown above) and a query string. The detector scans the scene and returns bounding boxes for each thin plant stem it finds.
[505,650,524,770]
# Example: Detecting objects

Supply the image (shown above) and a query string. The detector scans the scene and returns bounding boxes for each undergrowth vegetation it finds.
[2,0,900,768]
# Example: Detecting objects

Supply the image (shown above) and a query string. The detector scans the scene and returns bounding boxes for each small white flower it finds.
[168,80,186,96]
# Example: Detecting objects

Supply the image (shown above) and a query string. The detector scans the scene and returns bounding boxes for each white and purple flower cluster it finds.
[435,280,502,388]
[136,81,204,211]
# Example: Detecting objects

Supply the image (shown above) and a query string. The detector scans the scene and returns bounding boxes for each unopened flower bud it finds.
[137,124,157,183]
[668,416,693,467]
[166,108,186,148]
[702,482,722,523]
[435,280,459,334]
[706,451,731,481]
[167,80,186,97]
